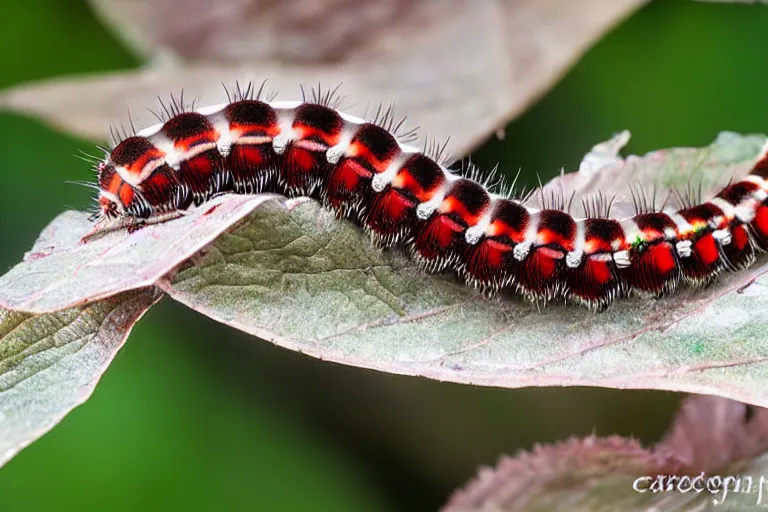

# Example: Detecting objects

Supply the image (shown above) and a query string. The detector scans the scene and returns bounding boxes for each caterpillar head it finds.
[96,159,150,219]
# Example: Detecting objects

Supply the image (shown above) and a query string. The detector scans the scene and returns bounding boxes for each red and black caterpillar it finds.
[94,85,768,310]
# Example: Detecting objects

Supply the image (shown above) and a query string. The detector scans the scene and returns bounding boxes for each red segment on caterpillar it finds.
[365,153,446,240]
[224,100,280,193]
[366,188,417,240]
[507,209,576,299]
[513,246,565,299]
[139,166,188,212]
[160,112,224,200]
[566,218,624,307]
[412,179,490,266]
[677,203,727,283]
[621,242,680,295]
[463,238,515,287]
[109,136,166,182]
[280,104,343,194]
[535,210,577,252]
[723,223,756,269]
[326,124,400,209]
[463,200,529,288]
[566,256,616,308]
[414,214,467,263]
[751,201,768,249]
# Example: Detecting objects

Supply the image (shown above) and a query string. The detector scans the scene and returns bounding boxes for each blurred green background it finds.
[0,1,767,511]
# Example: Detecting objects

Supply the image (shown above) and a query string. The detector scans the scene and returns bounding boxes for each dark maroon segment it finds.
[224,100,278,132]
[162,112,216,142]
[139,164,190,211]
[178,149,226,201]
[463,240,516,287]
[566,256,620,309]
[228,145,277,194]
[678,202,724,223]
[280,146,329,195]
[723,223,756,269]
[412,180,490,264]
[566,218,625,308]
[412,215,464,265]
[223,100,280,194]
[291,103,344,143]
[326,124,400,210]
[463,199,529,288]
[677,202,726,283]
[366,188,418,241]
[351,123,400,162]
[537,210,577,251]
[627,212,680,294]
[620,242,680,295]
[507,210,573,299]
[513,246,566,300]
[539,210,577,236]
[443,179,491,223]
[584,218,624,252]
[325,160,374,216]
[108,137,170,194]
[396,154,446,200]
[110,136,156,167]
[632,212,677,238]
[682,233,723,283]
[365,153,447,240]
[414,180,491,263]
[155,111,226,201]
[489,200,530,242]
[716,180,759,206]
[280,104,344,195]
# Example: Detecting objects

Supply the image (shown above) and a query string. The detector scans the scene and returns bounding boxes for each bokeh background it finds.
[1,1,767,510]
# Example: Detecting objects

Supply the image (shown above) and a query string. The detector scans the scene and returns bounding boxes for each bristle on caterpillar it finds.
[91,83,768,310]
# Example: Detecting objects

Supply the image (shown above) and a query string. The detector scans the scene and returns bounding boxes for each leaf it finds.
[443,396,768,511]
[0,288,161,468]
[443,441,768,511]
[87,0,645,63]
[154,132,768,407]
[0,194,276,313]
[0,0,646,157]
[443,437,682,512]
[538,130,768,218]
[657,395,768,473]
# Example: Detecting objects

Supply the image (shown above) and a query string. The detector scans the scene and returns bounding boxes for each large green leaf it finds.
[0,289,160,467]
[158,133,768,406]
[160,195,768,404]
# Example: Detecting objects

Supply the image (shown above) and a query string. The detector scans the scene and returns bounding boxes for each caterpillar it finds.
[91,83,768,310]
